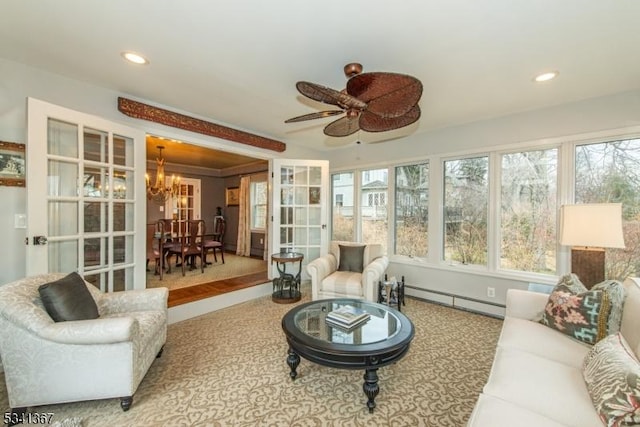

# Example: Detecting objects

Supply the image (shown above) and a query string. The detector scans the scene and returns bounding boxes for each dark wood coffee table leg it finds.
[287,348,300,380]
[363,368,379,413]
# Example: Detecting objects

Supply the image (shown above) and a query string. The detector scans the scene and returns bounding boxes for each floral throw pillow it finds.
[582,333,640,426]
[539,283,610,345]
[592,280,626,335]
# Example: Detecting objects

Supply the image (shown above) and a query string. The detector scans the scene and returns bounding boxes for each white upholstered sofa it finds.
[467,277,640,426]
[0,273,168,416]
[306,241,388,302]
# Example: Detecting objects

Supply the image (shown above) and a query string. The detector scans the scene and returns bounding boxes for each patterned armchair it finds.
[0,273,168,418]
[306,241,388,302]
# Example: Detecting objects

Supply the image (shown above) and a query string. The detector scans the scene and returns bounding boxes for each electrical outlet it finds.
[260,238,264,244]
[487,287,496,298]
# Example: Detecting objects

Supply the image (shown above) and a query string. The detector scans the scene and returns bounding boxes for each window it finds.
[368,192,386,206]
[500,149,558,273]
[443,156,488,265]
[167,177,201,222]
[251,180,267,230]
[328,128,639,282]
[331,172,354,241]
[395,163,429,257]
[361,168,388,252]
[575,138,640,280]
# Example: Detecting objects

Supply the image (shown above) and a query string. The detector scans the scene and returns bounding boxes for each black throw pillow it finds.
[338,245,366,273]
[38,272,99,322]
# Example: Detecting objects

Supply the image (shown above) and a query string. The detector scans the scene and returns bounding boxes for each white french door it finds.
[26,98,147,291]
[165,177,201,222]
[270,159,329,280]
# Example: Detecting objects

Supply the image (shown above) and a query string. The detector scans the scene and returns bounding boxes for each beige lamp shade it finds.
[560,203,625,248]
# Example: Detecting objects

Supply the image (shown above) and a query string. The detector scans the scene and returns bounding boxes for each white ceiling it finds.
[2,0,640,155]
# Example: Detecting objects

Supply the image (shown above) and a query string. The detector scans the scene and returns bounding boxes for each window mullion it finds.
[557,142,575,275]
[487,152,501,272]
[429,158,443,264]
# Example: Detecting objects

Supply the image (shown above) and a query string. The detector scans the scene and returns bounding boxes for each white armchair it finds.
[307,241,389,301]
[0,273,168,418]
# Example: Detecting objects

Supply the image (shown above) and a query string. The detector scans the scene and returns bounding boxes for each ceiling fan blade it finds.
[347,73,423,118]
[323,116,361,137]
[296,81,367,109]
[359,105,421,133]
[284,110,344,123]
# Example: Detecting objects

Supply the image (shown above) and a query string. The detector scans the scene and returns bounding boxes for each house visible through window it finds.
[329,132,639,281]
[361,168,388,252]
[331,172,354,241]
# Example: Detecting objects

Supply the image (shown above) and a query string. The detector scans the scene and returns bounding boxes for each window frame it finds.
[250,179,267,232]
[329,126,640,284]
[495,145,561,276]
[394,161,430,258]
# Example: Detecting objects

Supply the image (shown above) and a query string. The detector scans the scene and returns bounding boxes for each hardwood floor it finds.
[168,271,270,307]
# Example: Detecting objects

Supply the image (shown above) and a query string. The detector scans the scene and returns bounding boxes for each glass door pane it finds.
[27,98,146,291]
[272,159,328,280]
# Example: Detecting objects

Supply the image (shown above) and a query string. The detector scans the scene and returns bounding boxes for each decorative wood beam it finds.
[118,97,286,153]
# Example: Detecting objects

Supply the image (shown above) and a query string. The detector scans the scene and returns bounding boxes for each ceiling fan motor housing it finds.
[344,62,363,78]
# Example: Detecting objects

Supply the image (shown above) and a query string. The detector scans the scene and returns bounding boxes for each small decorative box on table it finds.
[271,251,303,303]
[377,275,406,312]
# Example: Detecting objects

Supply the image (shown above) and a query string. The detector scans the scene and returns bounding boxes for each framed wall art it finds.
[0,141,26,187]
[226,186,240,206]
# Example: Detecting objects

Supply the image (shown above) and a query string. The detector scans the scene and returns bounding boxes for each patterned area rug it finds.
[146,253,267,290]
[0,289,502,426]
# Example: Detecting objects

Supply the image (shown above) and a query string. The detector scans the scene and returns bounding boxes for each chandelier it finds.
[146,145,180,203]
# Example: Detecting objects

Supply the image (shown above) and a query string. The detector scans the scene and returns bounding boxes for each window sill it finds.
[389,254,558,285]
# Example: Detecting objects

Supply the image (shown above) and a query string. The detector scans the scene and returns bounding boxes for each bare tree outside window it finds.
[575,139,640,280]
[500,149,558,273]
[395,163,429,257]
[331,172,354,241]
[444,157,488,265]
[361,168,388,252]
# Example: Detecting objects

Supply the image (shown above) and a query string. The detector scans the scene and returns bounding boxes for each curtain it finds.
[236,176,252,257]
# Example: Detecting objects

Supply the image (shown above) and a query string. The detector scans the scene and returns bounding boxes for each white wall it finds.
[327,89,640,314]
[0,58,322,285]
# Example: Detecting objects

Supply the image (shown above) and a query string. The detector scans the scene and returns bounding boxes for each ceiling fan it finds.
[285,63,423,137]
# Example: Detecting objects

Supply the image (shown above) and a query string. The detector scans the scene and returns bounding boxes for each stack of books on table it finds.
[326,305,370,330]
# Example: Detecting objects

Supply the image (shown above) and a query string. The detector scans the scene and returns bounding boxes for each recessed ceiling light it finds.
[533,71,559,83]
[121,51,149,65]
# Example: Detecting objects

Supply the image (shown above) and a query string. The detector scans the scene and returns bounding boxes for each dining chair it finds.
[204,216,226,265]
[146,223,162,278]
[168,219,206,276]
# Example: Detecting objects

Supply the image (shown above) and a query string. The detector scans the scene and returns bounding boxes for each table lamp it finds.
[559,203,625,288]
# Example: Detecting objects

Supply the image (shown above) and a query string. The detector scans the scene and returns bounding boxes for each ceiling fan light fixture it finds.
[121,51,149,65]
[346,109,359,119]
[533,70,559,83]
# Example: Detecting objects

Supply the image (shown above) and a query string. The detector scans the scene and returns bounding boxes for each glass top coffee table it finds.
[281,299,415,413]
